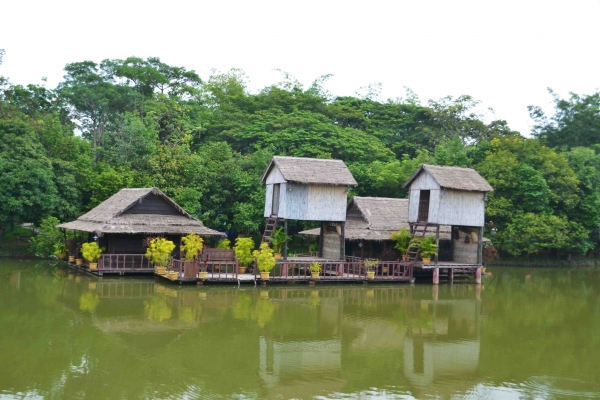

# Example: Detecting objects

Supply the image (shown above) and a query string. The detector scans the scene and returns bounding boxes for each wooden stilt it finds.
[475,267,482,284]
[433,268,439,285]
[449,268,454,282]
[340,221,345,261]
[283,219,288,260]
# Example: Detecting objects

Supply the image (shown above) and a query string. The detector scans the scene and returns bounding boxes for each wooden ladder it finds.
[403,222,431,266]
[261,216,281,243]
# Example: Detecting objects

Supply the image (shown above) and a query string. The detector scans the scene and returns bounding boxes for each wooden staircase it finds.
[261,216,282,243]
[403,222,435,266]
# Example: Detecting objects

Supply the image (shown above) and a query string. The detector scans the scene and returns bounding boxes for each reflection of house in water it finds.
[403,298,481,395]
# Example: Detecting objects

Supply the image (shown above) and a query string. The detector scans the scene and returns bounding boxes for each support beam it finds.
[283,219,288,261]
[433,267,439,285]
[475,267,482,284]
[435,225,440,266]
[477,226,483,265]
[449,268,454,282]
[340,221,345,261]
[319,222,324,258]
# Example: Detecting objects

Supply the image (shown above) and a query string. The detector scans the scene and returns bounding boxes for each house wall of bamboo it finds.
[322,223,343,260]
[407,172,485,227]
[452,228,479,264]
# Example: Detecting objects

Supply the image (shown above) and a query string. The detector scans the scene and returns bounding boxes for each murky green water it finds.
[1,261,599,399]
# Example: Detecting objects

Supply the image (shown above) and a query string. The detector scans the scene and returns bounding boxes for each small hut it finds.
[402,164,493,268]
[261,156,357,260]
[57,188,224,264]
[299,197,452,259]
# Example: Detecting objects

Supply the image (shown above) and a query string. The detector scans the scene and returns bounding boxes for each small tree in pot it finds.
[390,228,412,261]
[145,237,176,275]
[363,258,379,279]
[234,237,254,274]
[81,242,104,270]
[269,228,290,259]
[309,261,321,279]
[419,236,437,265]
[253,243,276,280]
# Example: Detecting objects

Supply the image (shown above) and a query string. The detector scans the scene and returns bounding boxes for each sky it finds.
[1,0,600,135]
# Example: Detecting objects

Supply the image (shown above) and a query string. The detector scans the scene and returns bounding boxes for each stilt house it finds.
[402,165,493,267]
[261,156,357,260]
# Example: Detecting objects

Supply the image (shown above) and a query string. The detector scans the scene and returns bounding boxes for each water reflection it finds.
[1,261,599,399]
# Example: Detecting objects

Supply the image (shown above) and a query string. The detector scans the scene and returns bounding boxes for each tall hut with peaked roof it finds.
[402,164,493,273]
[57,188,224,271]
[261,156,357,260]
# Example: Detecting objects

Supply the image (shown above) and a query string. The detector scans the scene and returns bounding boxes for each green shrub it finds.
[234,237,255,267]
[81,242,103,263]
[29,216,62,258]
[181,233,204,261]
[253,243,276,272]
[145,237,176,267]
[217,238,231,249]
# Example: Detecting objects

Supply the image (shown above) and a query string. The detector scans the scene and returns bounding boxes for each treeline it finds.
[1,54,600,257]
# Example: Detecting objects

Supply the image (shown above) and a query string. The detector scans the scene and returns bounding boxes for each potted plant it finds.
[66,238,78,263]
[364,258,379,280]
[234,237,254,274]
[419,236,437,265]
[390,228,412,261]
[145,237,176,275]
[81,242,103,270]
[198,263,208,280]
[269,228,290,259]
[53,242,67,260]
[253,243,276,280]
[309,261,321,279]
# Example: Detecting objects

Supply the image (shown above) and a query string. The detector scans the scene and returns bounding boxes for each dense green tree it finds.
[530,89,600,149]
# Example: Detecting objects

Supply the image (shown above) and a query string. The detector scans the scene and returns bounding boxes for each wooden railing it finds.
[168,259,239,280]
[97,254,153,271]
[266,260,413,280]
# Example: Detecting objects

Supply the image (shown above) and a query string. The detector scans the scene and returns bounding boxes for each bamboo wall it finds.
[453,228,479,264]
[322,224,342,260]
[407,171,485,227]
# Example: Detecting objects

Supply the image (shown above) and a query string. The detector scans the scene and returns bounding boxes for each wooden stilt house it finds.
[402,165,493,277]
[261,156,357,260]
[57,188,224,273]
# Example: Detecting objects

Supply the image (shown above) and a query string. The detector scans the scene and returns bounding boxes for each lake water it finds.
[1,260,599,399]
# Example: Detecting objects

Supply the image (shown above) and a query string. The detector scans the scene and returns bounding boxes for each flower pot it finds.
[260,271,270,280]
[89,262,98,270]
[156,266,167,275]
[367,271,375,280]
[422,258,431,265]
[57,253,66,260]
[274,253,282,260]
[167,271,179,280]
[199,271,208,279]
[239,266,247,274]
[311,272,320,279]
[382,267,388,274]
[68,256,75,263]
[75,259,83,266]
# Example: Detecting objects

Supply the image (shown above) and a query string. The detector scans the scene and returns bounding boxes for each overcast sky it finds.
[2,0,599,135]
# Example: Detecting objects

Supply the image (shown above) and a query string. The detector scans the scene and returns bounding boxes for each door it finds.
[271,184,280,216]
[418,190,430,222]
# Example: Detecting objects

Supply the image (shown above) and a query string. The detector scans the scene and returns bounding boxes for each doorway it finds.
[418,190,430,222]
[271,184,280,216]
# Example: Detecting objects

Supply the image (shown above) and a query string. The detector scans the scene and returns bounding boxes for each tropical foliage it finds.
[180,233,204,261]
[234,237,255,267]
[81,242,103,263]
[144,237,175,267]
[1,56,600,258]
[253,243,276,272]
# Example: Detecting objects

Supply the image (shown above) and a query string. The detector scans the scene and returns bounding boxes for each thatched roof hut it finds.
[299,197,452,241]
[57,188,224,237]
[403,164,493,192]
[261,156,358,186]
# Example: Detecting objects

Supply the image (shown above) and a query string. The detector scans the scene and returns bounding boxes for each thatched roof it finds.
[299,197,452,241]
[57,188,225,237]
[261,156,358,186]
[403,164,493,192]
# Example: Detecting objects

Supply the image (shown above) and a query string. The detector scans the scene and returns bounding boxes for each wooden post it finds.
[435,225,440,266]
[477,226,483,265]
[433,267,439,285]
[283,219,288,261]
[449,268,454,282]
[319,222,324,258]
[340,222,345,261]
[475,267,482,284]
